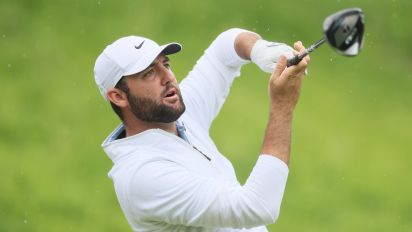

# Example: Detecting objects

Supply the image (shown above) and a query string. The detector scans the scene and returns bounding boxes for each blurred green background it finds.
[1,0,411,231]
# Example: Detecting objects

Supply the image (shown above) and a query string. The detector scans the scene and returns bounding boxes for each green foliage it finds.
[1,0,411,231]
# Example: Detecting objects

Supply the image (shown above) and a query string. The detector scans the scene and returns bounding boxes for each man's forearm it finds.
[233,31,309,166]
[234,32,261,60]
[261,105,293,165]
[260,42,310,166]
[234,31,295,165]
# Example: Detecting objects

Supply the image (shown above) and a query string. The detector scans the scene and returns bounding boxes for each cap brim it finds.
[161,42,182,55]
[123,42,182,77]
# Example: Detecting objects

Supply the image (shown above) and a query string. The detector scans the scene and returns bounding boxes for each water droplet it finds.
[329,58,333,62]
[97,1,101,5]
[2,34,5,38]
[341,177,345,181]
[24,219,28,224]
[7,64,11,68]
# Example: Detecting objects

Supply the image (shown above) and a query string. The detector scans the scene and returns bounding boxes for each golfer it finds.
[94,28,310,231]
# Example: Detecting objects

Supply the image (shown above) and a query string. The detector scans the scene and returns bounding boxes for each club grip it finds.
[287,55,302,67]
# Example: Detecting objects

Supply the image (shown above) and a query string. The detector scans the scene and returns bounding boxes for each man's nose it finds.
[159,66,175,85]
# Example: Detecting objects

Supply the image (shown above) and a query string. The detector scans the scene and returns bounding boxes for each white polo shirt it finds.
[102,28,289,232]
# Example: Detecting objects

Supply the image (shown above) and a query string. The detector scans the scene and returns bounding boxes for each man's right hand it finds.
[269,41,310,111]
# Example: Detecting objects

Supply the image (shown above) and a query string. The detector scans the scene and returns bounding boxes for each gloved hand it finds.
[251,39,295,74]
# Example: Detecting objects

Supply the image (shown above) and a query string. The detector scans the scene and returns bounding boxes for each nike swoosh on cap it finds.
[135,40,145,49]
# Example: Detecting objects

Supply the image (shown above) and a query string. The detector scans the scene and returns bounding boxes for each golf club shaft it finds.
[287,37,327,67]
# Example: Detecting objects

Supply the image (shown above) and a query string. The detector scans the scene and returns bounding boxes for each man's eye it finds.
[164,63,171,69]
[144,69,154,77]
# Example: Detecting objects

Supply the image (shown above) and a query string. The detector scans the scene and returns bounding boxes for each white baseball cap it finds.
[94,36,182,100]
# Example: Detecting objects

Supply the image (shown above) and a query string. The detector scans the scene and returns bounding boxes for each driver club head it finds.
[323,8,365,56]
[286,7,365,67]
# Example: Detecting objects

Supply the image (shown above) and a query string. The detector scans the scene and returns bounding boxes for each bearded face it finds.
[126,83,186,123]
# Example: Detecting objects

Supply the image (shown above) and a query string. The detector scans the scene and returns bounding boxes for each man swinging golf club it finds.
[94,28,310,231]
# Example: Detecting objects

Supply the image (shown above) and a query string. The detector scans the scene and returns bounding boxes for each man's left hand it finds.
[251,39,295,74]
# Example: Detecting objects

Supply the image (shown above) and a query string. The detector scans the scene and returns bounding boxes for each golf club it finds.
[287,8,365,67]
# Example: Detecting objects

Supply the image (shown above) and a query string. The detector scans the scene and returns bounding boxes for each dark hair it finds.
[110,77,129,121]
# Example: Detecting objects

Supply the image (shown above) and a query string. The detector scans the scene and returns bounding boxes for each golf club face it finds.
[323,8,365,56]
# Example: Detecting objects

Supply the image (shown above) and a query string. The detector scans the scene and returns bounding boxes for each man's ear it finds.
[107,88,128,108]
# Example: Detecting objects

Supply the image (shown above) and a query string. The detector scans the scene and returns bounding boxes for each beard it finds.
[127,89,186,123]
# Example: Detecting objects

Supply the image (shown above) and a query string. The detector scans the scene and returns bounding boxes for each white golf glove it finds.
[251,39,295,74]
